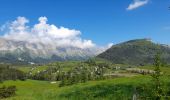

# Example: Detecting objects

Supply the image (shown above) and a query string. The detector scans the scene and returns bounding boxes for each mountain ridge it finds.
[0,38,106,64]
[97,39,170,65]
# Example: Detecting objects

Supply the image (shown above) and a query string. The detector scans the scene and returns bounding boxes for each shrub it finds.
[0,85,16,99]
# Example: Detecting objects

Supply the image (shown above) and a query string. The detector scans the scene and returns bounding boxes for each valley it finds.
[1,62,170,100]
[1,39,170,100]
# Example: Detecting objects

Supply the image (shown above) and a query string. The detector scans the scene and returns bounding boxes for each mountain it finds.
[0,38,105,64]
[97,39,170,65]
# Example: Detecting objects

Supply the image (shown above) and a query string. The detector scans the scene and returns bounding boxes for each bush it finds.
[0,85,16,99]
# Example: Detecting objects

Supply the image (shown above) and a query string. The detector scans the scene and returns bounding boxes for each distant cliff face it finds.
[97,39,170,65]
[0,38,106,64]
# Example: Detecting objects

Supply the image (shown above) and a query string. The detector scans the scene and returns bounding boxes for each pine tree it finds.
[152,53,163,100]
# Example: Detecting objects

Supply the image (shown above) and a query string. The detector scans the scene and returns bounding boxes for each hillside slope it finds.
[97,39,170,65]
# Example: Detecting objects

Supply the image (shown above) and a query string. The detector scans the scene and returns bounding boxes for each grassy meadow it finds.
[1,74,170,100]
[1,59,170,100]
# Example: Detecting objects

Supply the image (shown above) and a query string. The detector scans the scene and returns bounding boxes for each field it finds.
[1,59,170,100]
[1,74,170,100]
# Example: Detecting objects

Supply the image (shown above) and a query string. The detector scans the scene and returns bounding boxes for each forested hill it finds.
[97,39,170,65]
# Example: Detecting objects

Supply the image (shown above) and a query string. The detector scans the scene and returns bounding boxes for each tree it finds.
[137,53,165,99]
[152,53,163,100]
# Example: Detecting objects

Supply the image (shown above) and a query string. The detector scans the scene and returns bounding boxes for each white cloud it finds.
[127,0,149,11]
[1,16,110,51]
[107,43,113,48]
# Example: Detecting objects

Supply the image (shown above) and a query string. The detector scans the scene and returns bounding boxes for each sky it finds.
[0,0,170,46]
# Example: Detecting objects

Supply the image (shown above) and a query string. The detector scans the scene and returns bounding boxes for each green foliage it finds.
[59,61,108,87]
[22,60,110,86]
[31,66,58,81]
[59,64,91,86]
[0,85,16,99]
[85,58,97,66]
[151,53,163,99]
[0,65,26,82]
[136,53,170,99]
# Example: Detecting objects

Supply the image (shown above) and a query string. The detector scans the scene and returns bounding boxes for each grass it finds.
[2,75,168,100]
[16,61,84,75]
[2,64,170,100]
[17,67,32,73]
[139,66,170,75]
[0,80,59,100]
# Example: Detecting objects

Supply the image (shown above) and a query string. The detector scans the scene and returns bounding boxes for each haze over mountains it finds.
[0,17,111,64]
[1,17,170,65]
[0,37,109,64]
[1,37,170,65]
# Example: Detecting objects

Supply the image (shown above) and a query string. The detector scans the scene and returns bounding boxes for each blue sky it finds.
[0,0,170,45]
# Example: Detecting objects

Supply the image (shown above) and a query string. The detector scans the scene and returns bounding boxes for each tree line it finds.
[0,65,26,99]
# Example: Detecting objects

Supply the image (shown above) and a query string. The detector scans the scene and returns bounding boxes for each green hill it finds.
[97,39,170,65]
